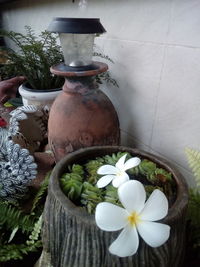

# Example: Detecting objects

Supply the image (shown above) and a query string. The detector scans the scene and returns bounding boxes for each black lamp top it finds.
[48,17,106,34]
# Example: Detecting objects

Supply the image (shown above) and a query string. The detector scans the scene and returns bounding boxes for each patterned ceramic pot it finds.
[43,146,188,267]
[48,62,120,162]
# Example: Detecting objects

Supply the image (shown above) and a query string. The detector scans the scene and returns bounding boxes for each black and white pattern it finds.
[0,105,41,201]
[0,140,37,201]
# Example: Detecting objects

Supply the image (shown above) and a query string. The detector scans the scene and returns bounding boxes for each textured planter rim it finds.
[49,146,189,226]
[19,82,62,93]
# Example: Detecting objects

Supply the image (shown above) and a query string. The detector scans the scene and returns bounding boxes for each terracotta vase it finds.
[48,62,120,162]
[42,146,188,267]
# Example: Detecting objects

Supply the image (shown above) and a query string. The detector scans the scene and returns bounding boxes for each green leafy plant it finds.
[185,148,200,257]
[0,217,42,262]
[60,152,175,214]
[185,148,200,188]
[0,171,50,263]
[0,26,118,89]
[0,26,64,89]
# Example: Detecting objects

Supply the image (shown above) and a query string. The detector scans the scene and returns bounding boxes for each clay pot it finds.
[43,146,188,267]
[48,70,120,162]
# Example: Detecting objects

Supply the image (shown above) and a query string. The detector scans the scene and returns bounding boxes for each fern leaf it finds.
[0,202,36,233]
[26,215,42,245]
[0,241,42,262]
[31,171,51,212]
[185,148,200,187]
[187,189,200,250]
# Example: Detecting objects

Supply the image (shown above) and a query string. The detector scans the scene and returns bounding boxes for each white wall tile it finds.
[95,38,165,147]
[151,46,200,176]
[88,0,172,43]
[121,130,151,152]
[168,0,200,47]
[2,0,172,43]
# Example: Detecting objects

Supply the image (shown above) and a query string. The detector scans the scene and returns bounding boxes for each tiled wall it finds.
[2,0,200,186]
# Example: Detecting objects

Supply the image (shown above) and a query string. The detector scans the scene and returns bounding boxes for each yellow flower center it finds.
[116,170,123,177]
[128,212,140,226]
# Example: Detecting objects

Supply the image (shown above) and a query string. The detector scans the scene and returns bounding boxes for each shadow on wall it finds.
[1,0,76,10]
[100,72,140,147]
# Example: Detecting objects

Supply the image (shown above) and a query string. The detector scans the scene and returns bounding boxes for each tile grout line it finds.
[99,37,200,49]
[148,0,174,150]
[99,37,200,50]
[120,129,151,150]
[148,45,167,148]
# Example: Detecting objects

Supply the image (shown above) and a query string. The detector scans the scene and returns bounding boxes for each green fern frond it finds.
[0,240,42,261]
[26,215,42,245]
[185,148,200,187]
[188,189,200,226]
[0,215,42,261]
[0,202,37,233]
[187,189,200,249]
[31,172,51,212]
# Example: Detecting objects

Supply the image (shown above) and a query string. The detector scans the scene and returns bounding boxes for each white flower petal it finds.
[137,221,170,248]
[97,165,118,175]
[109,225,139,257]
[140,189,169,221]
[118,180,146,213]
[95,202,128,231]
[115,154,127,169]
[112,172,129,188]
[96,175,115,188]
[124,157,141,171]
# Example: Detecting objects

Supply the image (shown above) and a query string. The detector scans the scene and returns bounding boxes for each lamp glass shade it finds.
[59,33,95,67]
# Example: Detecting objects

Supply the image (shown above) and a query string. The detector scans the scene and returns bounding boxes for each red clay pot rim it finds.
[49,146,189,225]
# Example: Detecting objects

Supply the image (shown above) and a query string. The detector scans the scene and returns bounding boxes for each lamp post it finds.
[48,18,120,162]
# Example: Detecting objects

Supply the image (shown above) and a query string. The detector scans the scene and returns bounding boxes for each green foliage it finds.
[144,185,163,197]
[0,171,49,262]
[0,216,42,261]
[187,190,200,254]
[0,241,42,262]
[31,171,51,213]
[26,215,42,246]
[104,185,121,206]
[0,203,42,262]
[188,190,200,234]
[60,164,84,201]
[85,159,104,184]
[129,159,173,184]
[60,152,174,214]
[0,26,64,90]
[71,164,84,176]
[185,148,200,188]
[103,152,129,165]
[0,26,118,90]
[0,202,36,233]
[81,182,104,214]
[185,148,200,252]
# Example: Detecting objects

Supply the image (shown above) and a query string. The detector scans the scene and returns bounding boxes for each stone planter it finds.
[18,83,61,108]
[43,146,188,267]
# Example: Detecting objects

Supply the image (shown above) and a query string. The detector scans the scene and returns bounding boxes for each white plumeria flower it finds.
[96,154,141,188]
[95,180,170,257]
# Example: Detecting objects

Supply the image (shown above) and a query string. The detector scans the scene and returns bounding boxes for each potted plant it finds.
[42,146,188,267]
[0,26,64,107]
[0,26,118,107]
